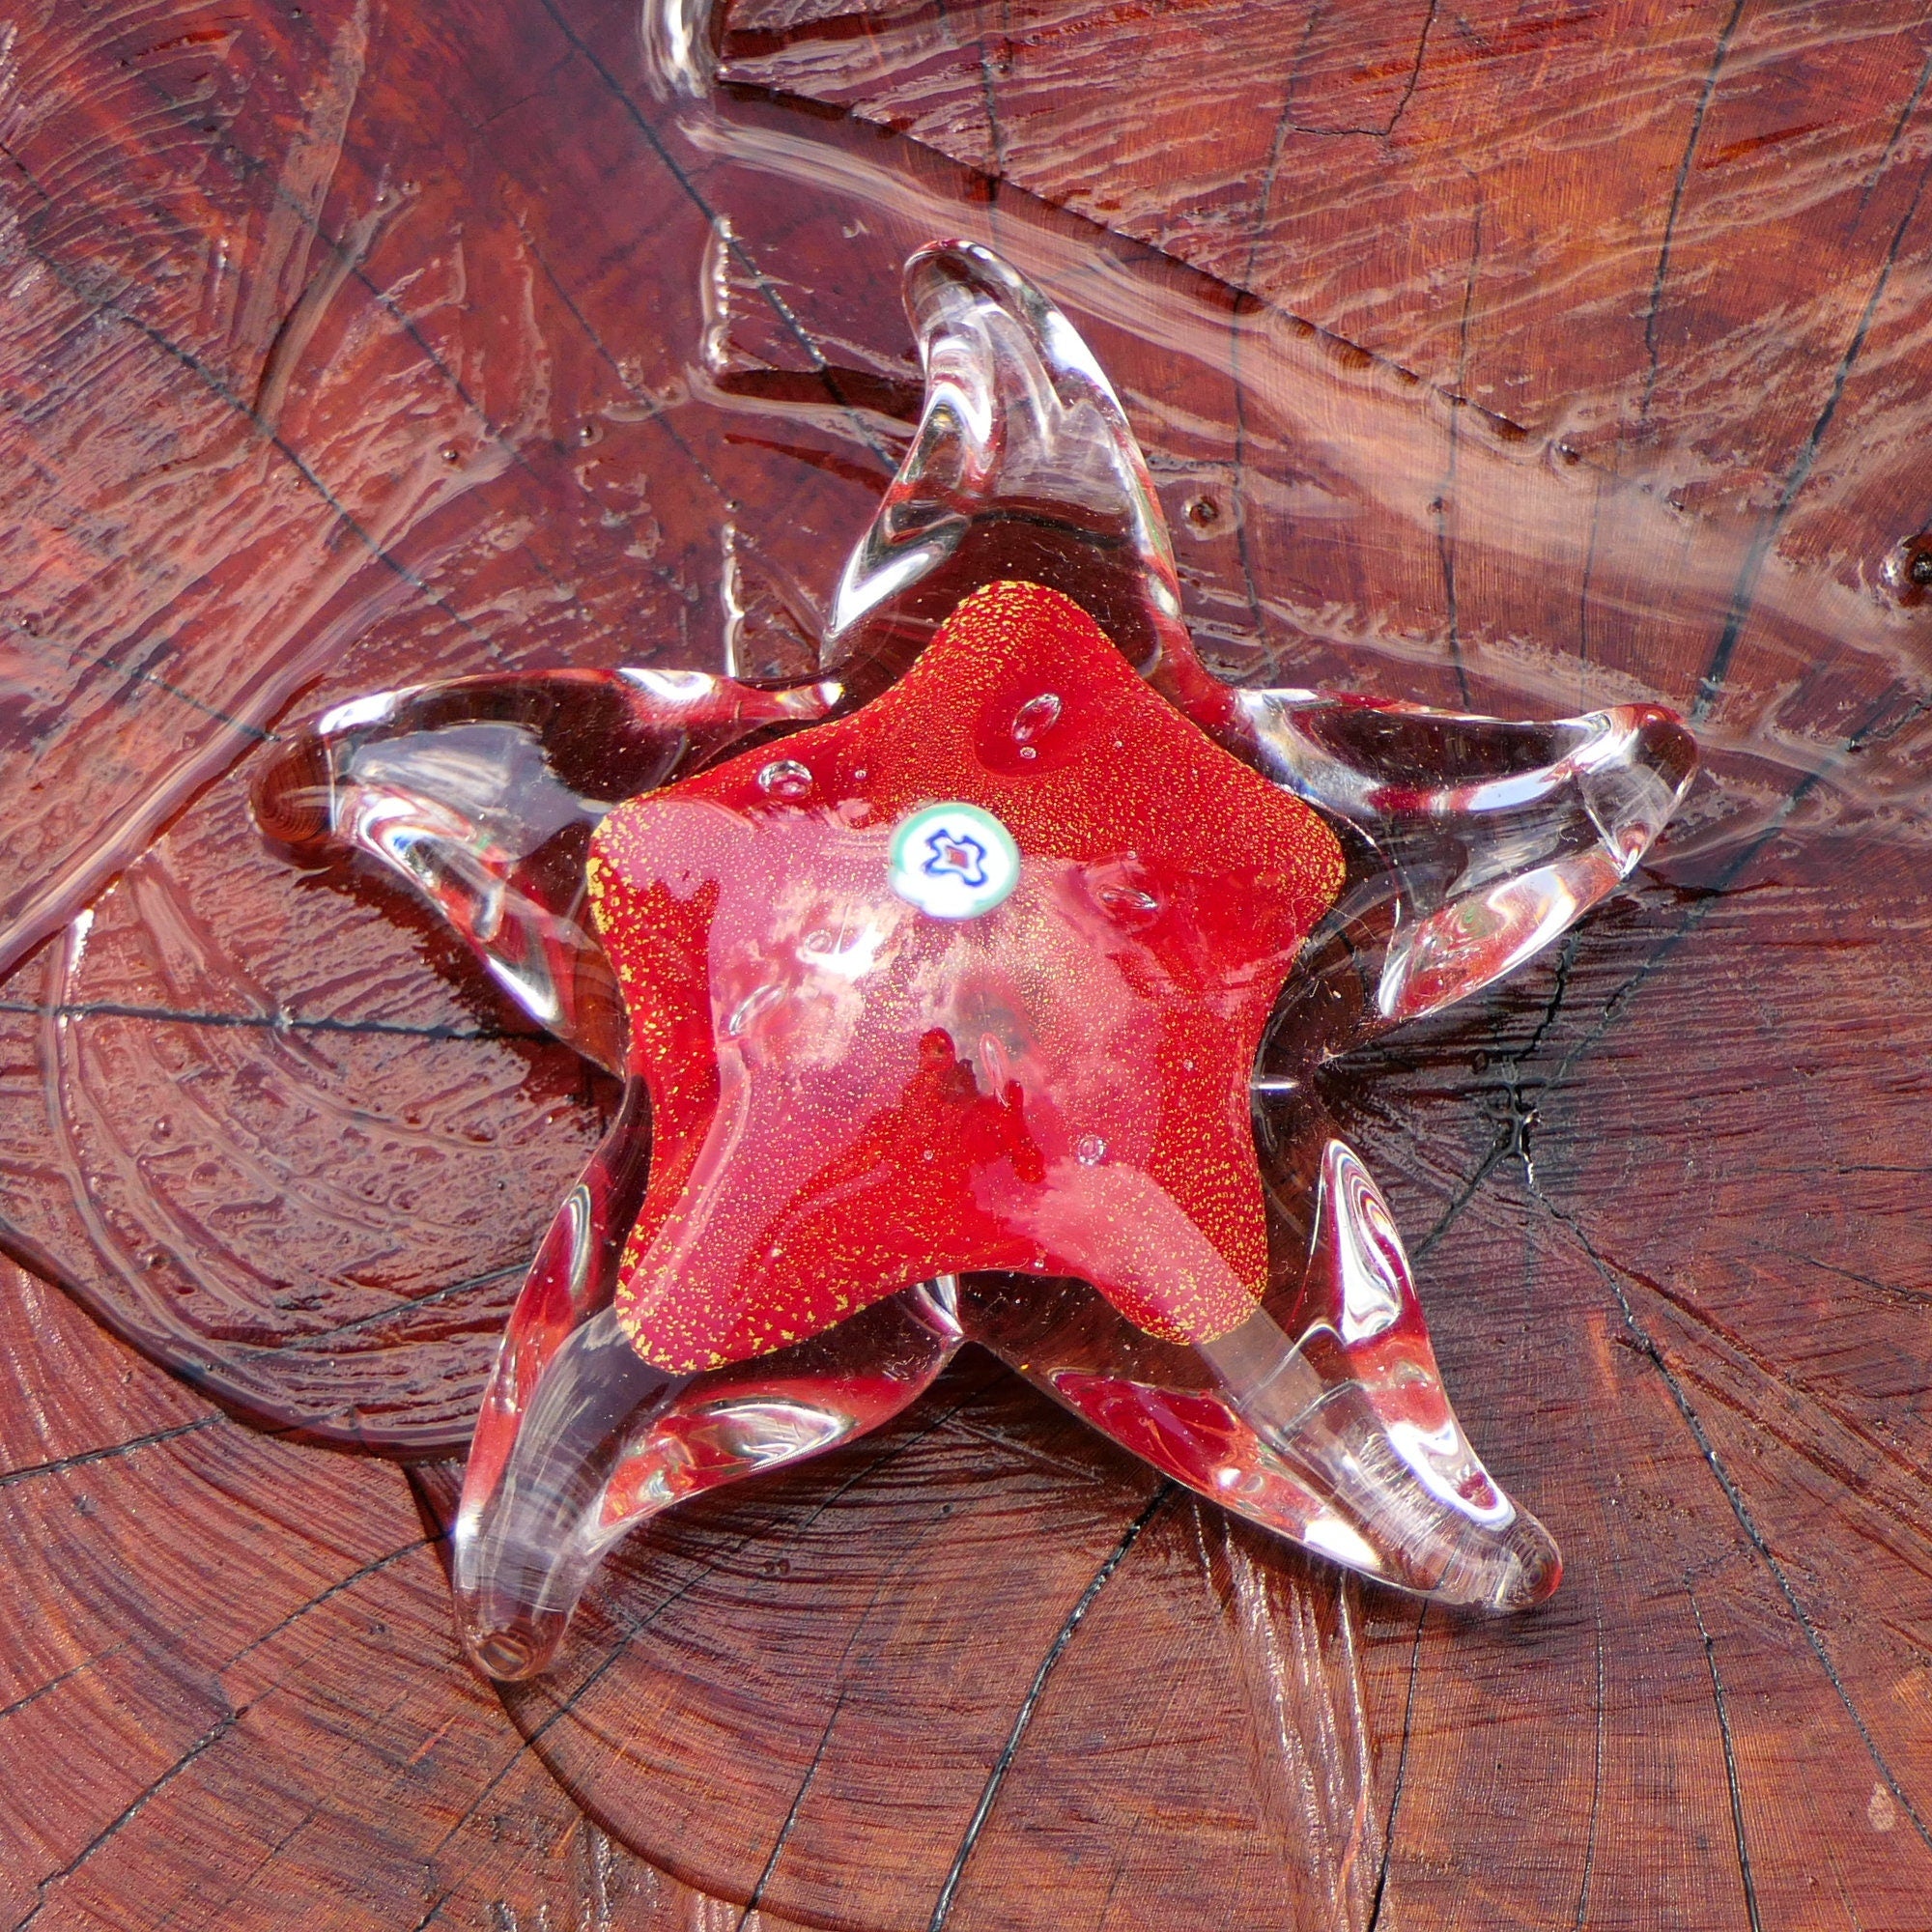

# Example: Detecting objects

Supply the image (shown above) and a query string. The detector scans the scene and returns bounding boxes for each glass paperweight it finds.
[252,242,1696,1682]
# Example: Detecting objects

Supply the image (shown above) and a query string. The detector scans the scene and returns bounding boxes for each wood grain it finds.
[2,0,1929,1925]
[0,1261,800,1930]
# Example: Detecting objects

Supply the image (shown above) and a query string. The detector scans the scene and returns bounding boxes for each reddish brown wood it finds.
[2,0,1930,1926]
[0,1261,812,1928]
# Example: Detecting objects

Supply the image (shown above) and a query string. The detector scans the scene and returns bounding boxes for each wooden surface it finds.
[2,0,1931,1926]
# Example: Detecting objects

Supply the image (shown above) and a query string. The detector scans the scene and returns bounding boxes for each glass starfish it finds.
[253,242,1696,1682]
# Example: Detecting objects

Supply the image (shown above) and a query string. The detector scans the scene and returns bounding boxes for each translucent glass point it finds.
[827,241,1212,709]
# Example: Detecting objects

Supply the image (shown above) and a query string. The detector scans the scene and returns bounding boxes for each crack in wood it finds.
[1381,0,1438,142]
[1790,1251,1932,1311]
[222,1535,432,1673]
[1433,190,1482,707]
[105,29,596,621]
[1362,1599,1427,1932]
[1572,1599,1606,1929]
[0,1415,223,1491]
[530,0,902,471]
[926,1482,1171,1931]
[1621,1260,1932,1508]
[1694,124,1932,720]
[734,1689,846,1929]
[517,216,735,515]
[14,1708,241,1925]
[0,217,481,654]
[1689,1585,1766,1932]
[1532,663,1932,1142]
[0,995,545,1046]
[724,23,1538,446]
[1542,1194,1932,1858]
[1639,0,1751,421]
[2,616,276,746]
[1855,29,1932,219]
[0,1644,127,1726]
[282,1263,531,1349]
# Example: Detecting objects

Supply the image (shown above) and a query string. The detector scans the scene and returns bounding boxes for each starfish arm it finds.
[251,668,838,1067]
[827,242,1227,717]
[453,1083,964,1680]
[961,1135,1558,1610]
[1233,690,1697,1034]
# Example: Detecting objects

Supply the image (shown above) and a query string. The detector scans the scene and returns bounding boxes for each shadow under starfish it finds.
[253,242,1695,1682]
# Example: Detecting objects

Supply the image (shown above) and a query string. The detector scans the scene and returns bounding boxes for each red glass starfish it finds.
[255,243,1696,1681]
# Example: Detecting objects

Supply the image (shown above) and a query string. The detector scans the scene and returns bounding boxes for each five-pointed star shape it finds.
[587,577,1344,1373]
[256,241,1695,1681]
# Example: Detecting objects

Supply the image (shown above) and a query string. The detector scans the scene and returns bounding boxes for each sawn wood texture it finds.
[1,1,1928,1927]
